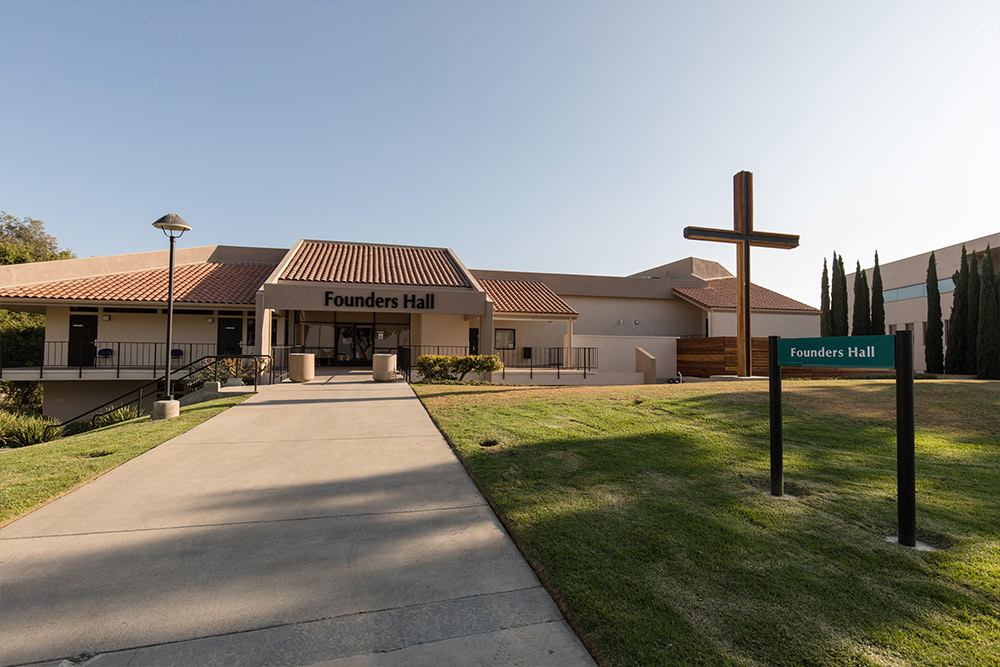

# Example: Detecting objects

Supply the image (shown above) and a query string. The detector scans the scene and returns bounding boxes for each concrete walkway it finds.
[0,371,595,667]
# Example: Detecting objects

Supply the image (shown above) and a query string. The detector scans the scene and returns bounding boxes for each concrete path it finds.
[0,371,595,667]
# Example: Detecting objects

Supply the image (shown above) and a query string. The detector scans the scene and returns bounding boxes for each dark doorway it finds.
[217,318,243,356]
[469,327,479,355]
[69,314,98,367]
[334,325,374,365]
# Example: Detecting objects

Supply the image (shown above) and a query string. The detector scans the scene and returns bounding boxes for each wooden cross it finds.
[683,171,799,376]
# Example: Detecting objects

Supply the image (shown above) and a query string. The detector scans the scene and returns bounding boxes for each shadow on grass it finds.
[429,384,1000,666]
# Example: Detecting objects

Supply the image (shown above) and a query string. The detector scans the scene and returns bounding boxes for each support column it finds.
[481,302,494,355]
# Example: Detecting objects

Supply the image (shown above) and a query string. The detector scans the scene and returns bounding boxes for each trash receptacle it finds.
[289,353,315,382]
[373,353,397,382]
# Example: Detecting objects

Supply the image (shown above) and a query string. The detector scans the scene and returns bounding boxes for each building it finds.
[846,233,999,373]
[0,239,818,420]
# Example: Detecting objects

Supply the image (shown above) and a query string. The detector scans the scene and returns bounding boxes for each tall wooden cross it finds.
[683,171,799,376]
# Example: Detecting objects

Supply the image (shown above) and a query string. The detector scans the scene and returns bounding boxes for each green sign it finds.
[777,335,895,369]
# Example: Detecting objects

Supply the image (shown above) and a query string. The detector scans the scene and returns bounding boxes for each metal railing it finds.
[494,346,598,379]
[399,346,599,380]
[45,354,272,435]
[0,340,224,379]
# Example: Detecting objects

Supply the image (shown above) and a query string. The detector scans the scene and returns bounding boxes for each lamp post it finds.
[151,213,191,419]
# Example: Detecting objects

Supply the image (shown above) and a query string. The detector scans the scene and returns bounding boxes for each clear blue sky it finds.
[1,0,997,307]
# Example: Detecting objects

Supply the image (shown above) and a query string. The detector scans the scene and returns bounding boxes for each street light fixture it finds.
[152,213,191,416]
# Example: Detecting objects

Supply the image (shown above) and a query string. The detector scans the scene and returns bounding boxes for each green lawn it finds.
[413,380,1000,666]
[0,395,248,526]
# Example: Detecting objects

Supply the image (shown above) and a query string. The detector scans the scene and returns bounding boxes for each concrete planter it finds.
[289,353,316,382]
[373,353,397,382]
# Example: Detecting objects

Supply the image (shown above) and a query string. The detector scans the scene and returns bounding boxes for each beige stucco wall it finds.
[708,311,820,338]
[493,318,569,349]
[573,334,678,379]
[42,380,150,422]
[411,313,470,348]
[561,296,702,337]
[262,282,488,315]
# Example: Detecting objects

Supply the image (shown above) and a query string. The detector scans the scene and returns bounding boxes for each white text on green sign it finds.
[777,336,895,369]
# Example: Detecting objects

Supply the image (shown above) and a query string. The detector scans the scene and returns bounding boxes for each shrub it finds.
[416,354,504,382]
[416,355,456,381]
[93,404,141,429]
[0,410,62,448]
[450,354,503,380]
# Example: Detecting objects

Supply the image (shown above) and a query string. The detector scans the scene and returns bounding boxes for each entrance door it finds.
[335,325,374,365]
[69,314,98,367]
[217,318,243,356]
[469,328,479,355]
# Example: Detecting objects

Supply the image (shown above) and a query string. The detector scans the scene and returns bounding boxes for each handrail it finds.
[44,354,272,437]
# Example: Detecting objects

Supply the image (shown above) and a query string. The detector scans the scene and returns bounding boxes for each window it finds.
[905,323,914,332]
[889,324,897,335]
[495,328,515,350]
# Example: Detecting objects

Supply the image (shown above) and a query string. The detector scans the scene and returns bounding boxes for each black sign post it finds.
[768,335,783,497]
[895,331,916,547]
[768,331,917,547]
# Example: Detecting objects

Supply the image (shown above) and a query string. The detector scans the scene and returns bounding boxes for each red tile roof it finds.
[281,241,472,288]
[673,277,818,312]
[0,262,275,305]
[479,279,578,316]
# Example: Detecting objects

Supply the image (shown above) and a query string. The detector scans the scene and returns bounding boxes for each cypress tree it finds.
[836,254,849,336]
[945,246,969,374]
[870,251,885,335]
[831,253,848,336]
[967,252,980,374]
[976,246,999,379]
[820,259,831,337]
[852,261,870,336]
[925,252,943,373]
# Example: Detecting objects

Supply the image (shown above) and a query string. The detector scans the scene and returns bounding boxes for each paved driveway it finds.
[0,371,594,666]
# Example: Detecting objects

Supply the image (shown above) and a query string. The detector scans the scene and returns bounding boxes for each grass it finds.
[0,395,248,526]
[413,380,1000,666]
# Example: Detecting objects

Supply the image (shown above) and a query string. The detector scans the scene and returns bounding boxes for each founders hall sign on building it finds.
[324,291,437,310]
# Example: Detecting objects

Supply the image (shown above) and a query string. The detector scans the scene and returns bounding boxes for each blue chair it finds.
[171,349,184,359]
[97,348,114,365]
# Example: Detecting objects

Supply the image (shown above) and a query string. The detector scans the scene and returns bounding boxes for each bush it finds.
[93,404,141,429]
[416,355,456,381]
[415,354,504,382]
[0,410,62,448]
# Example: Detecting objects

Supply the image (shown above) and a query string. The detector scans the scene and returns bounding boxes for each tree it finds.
[946,247,969,374]
[0,213,74,413]
[851,260,870,336]
[924,252,943,373]
[870,252,885,335]
[0,212,74,265]
[976,246,999,379]
[820,258,831,337]
[966,251,980,374]
[831,253,849,336]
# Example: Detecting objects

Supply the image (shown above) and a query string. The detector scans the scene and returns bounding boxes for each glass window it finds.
[495,328,516,350]
[889,324,897,335]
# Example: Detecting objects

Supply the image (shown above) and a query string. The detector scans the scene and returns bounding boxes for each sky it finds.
[1,0,997,307]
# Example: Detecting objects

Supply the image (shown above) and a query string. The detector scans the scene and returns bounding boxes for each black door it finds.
[469,328,479,355]
[69,315,98,367]
[217,318,243,356]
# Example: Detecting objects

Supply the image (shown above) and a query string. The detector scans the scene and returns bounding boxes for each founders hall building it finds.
[0,239,818,420]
